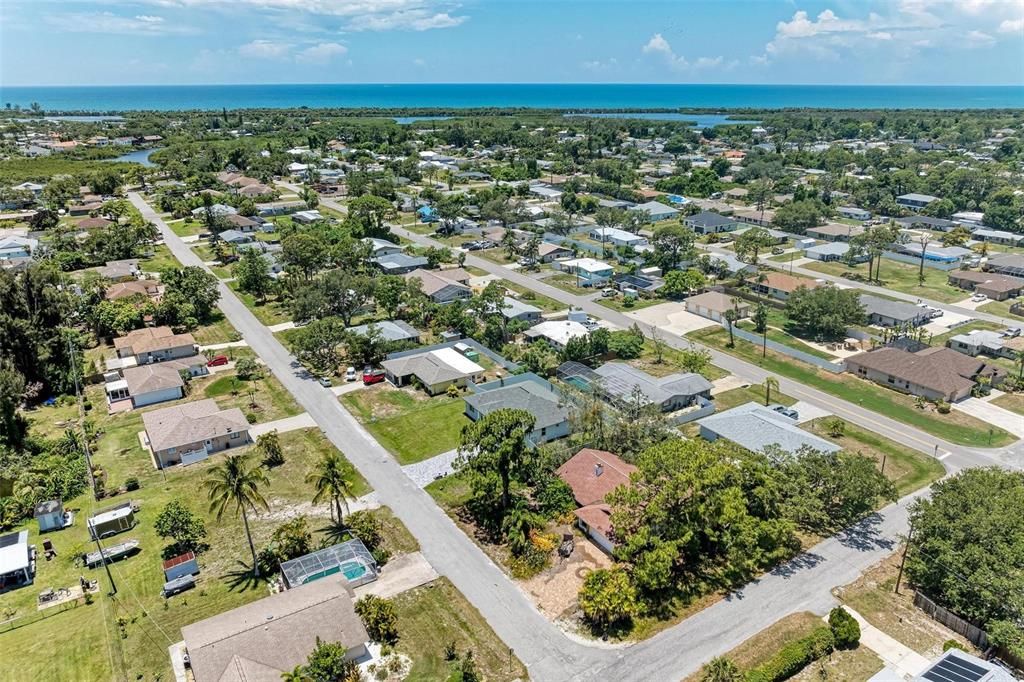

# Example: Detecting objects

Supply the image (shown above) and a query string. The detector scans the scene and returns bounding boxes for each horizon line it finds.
[4,81,1023,89]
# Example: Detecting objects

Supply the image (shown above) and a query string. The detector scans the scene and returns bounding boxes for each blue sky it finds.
[1,0,1022,86]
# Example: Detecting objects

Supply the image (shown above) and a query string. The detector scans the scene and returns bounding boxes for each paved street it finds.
[131,191,1020,682]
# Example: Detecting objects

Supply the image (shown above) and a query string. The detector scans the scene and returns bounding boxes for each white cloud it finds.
[346,9,465,31]
[867,31,893,40]
[238,39,291,58]
[965,29,996,46]
[296,41,348,63]
[581,57,618,72]
[999,17,1024,32]
[641,33,727,73]
[412,57,427,67]
[139,0,467,31]
[44,11,195,35]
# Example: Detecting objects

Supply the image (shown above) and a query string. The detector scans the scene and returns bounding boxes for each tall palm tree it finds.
[1015,349,1024,382]
[764,376,780,406]
[306,451,357,524]
[204,453,270,577]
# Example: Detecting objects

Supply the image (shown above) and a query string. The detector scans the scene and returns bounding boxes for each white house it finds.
[589,227,648,248]
[555,258,614,287]
[630,201,679,222]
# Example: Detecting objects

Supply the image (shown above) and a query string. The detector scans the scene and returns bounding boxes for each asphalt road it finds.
[130,192,1019,682]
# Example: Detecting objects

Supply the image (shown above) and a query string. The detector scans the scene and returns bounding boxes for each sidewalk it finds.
[831,606,930,680]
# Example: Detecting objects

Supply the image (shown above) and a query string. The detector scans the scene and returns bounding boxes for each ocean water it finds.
[1,83,1021,112]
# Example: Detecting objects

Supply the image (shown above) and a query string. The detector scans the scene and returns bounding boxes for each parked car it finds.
[362,368,386,385]
[771,247,785,255]
[600,287,616,298]
[971,293,988,302]
[207,355,229,367]
[345,366,357,381]
[518,257,536,267]
[318,377,332,388]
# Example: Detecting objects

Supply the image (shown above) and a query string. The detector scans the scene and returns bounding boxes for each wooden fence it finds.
[913,592,989,649]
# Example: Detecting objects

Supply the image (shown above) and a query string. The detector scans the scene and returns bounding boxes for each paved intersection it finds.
[131,192,1020,682]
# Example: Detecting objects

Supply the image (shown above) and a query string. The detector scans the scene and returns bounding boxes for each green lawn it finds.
[802,418,946,495]
[341,386,470,464]
[688,326,1015,448]
[499,279,565,313]
[978,298,1024,321]
[198,370,304,423]
[0,424,374,682]
[393,578,527,682]
[736,321,837,360]
[629,340,729,381]
[991,392,1024,416]
[138,244,180,273]
[167,218,204,238]
[713,382,797,412]
[801,258,965,304]
[597,296,666,313]
[190,313,241,346]
[227,281,293,326]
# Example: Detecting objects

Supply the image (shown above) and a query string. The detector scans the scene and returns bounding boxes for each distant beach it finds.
[2,83,1022,112]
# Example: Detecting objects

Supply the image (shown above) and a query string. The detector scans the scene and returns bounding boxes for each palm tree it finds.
[306,451,358,524]
[1015,349,1024,382]
[701,656,743,682]
[280,666,306,682]
[723,305,739,348]
[204,453,270,577]
[501,506,542,556]
[764,376,780,406]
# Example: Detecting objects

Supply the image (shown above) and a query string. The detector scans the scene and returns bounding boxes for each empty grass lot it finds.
[978,298,1024,320]
[687,326,1015,447]
[929,320,1004,346]
[630,340,729,382]
[991,392,1024,416]
[341,385,470,464]
[0,425,375,682]
[801,258,965,304]
[736,320,837,360]
[394,578,528,682]
[802,418,946,495]
[138,244,180,273]
[200,371,304,423]
[227,281,293,326]
[713,382,797,412]
[500,279,565,313]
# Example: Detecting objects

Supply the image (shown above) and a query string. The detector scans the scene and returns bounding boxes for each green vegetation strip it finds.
[688,326,1014,448]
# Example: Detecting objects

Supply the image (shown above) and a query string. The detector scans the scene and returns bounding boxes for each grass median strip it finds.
[688,326,1014,448]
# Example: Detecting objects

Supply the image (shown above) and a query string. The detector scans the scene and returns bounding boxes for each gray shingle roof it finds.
[593,363,712,408]
[700,402,841,455]
[347,320,420,343]
[464,381,568,430]
[859,294,929,323]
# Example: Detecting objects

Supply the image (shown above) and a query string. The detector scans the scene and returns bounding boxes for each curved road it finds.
[130,192,1019,682]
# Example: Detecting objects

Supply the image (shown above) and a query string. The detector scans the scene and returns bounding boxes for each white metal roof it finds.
[0,531,29,575]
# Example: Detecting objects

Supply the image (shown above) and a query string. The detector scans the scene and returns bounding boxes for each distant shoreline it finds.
[2,83,1022,113]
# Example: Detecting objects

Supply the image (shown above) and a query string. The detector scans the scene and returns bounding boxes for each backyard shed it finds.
[87,501,136,540]
[162,551,200,582]
[34,499,66,532]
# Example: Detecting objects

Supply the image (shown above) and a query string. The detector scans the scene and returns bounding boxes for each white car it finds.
[971,293,988,302]
[345,366,357,382]
[318,377,332,388]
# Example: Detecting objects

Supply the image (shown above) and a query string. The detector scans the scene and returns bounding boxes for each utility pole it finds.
[69,337,118,595]
[895,524,913,595]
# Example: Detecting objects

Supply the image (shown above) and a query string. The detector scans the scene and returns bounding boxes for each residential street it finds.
[130,191,1019,682]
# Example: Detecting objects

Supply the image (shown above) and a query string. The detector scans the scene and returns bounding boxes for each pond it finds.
[393,115,452,124]
[101,147,163,167]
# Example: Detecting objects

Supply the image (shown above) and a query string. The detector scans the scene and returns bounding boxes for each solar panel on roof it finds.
[0,533,20,549]
[922,653,991,682]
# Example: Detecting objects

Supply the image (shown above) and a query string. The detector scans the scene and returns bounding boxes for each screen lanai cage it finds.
[279,538,378,589]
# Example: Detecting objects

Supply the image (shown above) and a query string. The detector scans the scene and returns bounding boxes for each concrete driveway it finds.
[625,301,717,337]
[952,397,1024,438]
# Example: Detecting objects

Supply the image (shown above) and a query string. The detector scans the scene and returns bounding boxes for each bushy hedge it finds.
[745,627,835,682]
[828,607,861,649]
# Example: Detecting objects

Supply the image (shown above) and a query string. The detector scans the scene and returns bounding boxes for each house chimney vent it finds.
[594,463,603,477]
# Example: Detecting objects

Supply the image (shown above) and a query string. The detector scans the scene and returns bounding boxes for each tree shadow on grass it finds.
[315,520,351,545]
[223,560,263,592]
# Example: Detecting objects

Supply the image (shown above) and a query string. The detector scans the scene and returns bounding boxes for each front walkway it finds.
[267,321,296,333]
[952,397,1024,438]
[198,341,248,351]
[830,606,930,680]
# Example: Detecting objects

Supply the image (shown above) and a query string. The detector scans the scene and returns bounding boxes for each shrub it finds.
[936,400,951,414]
[746,626,835,682]
[942,639,964,652]
[124,477,140,491]
[828,607,861,649]
[578,568,640,630]
[355,595,399,645]
[823,417,846,439]
[245,412,257,424]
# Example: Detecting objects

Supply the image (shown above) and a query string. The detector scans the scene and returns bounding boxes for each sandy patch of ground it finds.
[626,301,718,337]
[521,535,612,619]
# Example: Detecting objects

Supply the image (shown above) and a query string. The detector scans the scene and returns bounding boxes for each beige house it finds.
[751,272,822,301]
[142,399,250,468]
[106,364,184,408]
[114,326,197,363]
[684,291,751,323]
[180,577,368,682]
[105,279,164,302]
[845,346,1005,402]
